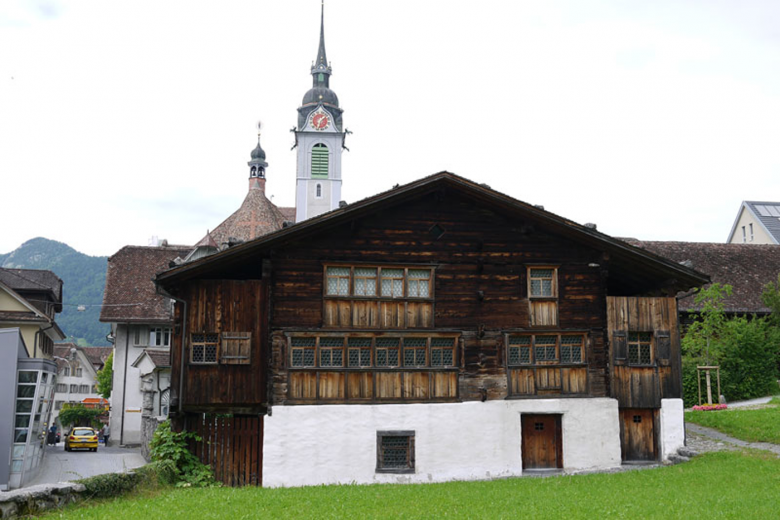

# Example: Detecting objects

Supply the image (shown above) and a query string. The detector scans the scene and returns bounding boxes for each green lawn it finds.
[43,451,780,519]
[686,398,780,444]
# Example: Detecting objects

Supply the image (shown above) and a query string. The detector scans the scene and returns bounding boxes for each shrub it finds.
[149,420,218,487]
[78,472,139,499]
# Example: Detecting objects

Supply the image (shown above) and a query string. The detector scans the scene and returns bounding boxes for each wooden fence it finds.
[184,414,264,486]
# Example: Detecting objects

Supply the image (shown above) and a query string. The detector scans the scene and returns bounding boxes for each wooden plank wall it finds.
[180,279,268,410]
[185,414,263,486]
[607,296,681,408]
[269,190,610,404]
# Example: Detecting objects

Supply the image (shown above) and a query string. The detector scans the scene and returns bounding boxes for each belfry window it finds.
[312,144,329,178]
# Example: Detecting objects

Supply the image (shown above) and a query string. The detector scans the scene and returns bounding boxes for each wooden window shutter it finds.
[656,331,671,361]
[221,332,252,365]
[612,331,627,364]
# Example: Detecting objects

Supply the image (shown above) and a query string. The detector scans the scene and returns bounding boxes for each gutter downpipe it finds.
[155,285,188,417]
[119,323,130,446]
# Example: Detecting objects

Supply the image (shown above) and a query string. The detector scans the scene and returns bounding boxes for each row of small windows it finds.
[55,383,95,394]
[507,334,585,365]
[131,326,172,348]
[288,335,457,369]
[326,266,433,299]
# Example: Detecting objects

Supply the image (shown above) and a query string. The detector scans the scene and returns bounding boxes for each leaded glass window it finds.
[353,268,378,296]
[380,268,404,298]
[377,431,415,473]
[348,337,372,367]
[191,333,219,364]
[430,337,455,367]
[529,268,556,298]
[319,337,345,367]
[628,332,653,365]
[407,269,431,298]
[560,335,584,364]
[375,337,400,367]
[508,335,532,365]
[326,267,350,296]
[403,337,427,367]
[534,335,558,362]
[290,337,316,367]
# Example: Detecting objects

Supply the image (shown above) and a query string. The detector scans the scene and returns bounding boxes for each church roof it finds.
[206,187,287,247]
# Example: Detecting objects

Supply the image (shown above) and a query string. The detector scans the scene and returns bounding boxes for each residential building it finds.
[99,245,191,446]
[727,201,780,244]
[51,343,112,429]
[156,172,709,487]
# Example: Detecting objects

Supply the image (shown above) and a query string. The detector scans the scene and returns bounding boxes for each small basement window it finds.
[376,431,415,473]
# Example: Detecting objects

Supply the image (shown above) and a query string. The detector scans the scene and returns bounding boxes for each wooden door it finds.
[521,414,562,470]
[620,409,656,462]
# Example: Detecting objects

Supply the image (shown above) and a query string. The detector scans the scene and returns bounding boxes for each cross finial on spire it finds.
[316,1,328,68]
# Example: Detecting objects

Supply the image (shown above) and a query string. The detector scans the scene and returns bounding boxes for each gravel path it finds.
[685,423,780,456]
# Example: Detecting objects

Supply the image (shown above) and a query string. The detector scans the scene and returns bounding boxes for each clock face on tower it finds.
[311,112,330,131]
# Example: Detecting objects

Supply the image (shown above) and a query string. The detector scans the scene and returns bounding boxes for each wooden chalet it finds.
[155,172,709,487]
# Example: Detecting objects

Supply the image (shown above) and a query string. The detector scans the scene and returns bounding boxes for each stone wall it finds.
[0,482,85,519]
[140,416,164,461]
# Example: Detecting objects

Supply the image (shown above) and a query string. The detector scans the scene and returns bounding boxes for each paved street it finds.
[26,442,146,487]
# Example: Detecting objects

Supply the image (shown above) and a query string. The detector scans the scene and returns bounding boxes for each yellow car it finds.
[64,427,99,452]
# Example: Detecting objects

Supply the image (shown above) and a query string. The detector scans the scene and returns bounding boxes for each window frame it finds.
[627,332,654,366]
[190,332,219,365]
[287,333,458,370]
[150,326,172,348]
[506,333,587,367]
[376,430,415,474]
[323,264,435,301]
[527,266,558,299]
[311,143,329,179]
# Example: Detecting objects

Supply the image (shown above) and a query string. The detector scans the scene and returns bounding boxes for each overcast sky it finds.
[2,0,779,257]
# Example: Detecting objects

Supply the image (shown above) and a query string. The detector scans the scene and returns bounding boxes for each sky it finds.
[2,0,780,257]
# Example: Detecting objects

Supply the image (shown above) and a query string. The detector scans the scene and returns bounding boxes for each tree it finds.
[96,352,113,399]
[58,403,104,428]
[682,283,732,364]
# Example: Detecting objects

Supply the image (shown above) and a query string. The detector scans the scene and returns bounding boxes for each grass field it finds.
[685,397,780,444]
[43,450,780,519]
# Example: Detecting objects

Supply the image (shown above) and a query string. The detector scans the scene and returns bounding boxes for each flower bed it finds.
[692,404,728,411]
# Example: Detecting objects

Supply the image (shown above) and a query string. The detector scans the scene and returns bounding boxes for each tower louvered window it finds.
[312,144,329,178]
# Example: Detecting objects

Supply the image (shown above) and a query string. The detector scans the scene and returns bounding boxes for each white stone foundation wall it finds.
[263,398,622,488]
[659,398,685,460]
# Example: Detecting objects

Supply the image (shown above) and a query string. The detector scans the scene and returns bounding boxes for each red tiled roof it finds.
[100,245,192,323]
[278,206,296,222]
[145,349,171,368]
[206,188,287,246]
[625,240,780,314]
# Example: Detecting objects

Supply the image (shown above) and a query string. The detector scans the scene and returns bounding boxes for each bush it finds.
[78,472,139,499]
[149,420,218,487]
[719,317,780,401]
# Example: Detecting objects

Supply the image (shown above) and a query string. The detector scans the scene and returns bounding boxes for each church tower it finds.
[294,4,346,222]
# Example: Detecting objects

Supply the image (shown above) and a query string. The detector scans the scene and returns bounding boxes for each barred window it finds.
[377,431,415,473]
[628,332,653,365]
[290,337,316,367]
[191,333,219,364]
[561,335,583,364]
[529,267,557,298]
[508,335,532,365]
[403,337,427,367]
[375,337,400,367]
[535,335,558,362]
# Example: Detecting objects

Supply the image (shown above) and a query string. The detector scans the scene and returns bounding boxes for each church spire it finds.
[311,1,331,88]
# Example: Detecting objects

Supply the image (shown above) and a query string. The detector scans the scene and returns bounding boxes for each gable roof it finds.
[131,348,171,369]
[0,268,63,312]
[100,245,192,323]
[157,172,709,294]
[0,280,66,340]
[728,201,780,244]
[624,240,780,314]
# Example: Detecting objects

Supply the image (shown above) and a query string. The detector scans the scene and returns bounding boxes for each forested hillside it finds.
[0,237,109,346]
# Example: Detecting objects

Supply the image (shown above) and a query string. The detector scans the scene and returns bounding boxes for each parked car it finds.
[64,427,99,452]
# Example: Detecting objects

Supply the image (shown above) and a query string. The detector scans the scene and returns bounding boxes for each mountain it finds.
[0,237,110,346]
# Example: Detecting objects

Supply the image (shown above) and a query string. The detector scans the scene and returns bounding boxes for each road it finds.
[26,442,147,487]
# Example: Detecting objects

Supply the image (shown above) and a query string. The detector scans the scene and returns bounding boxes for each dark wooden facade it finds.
[158,173,708,482]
